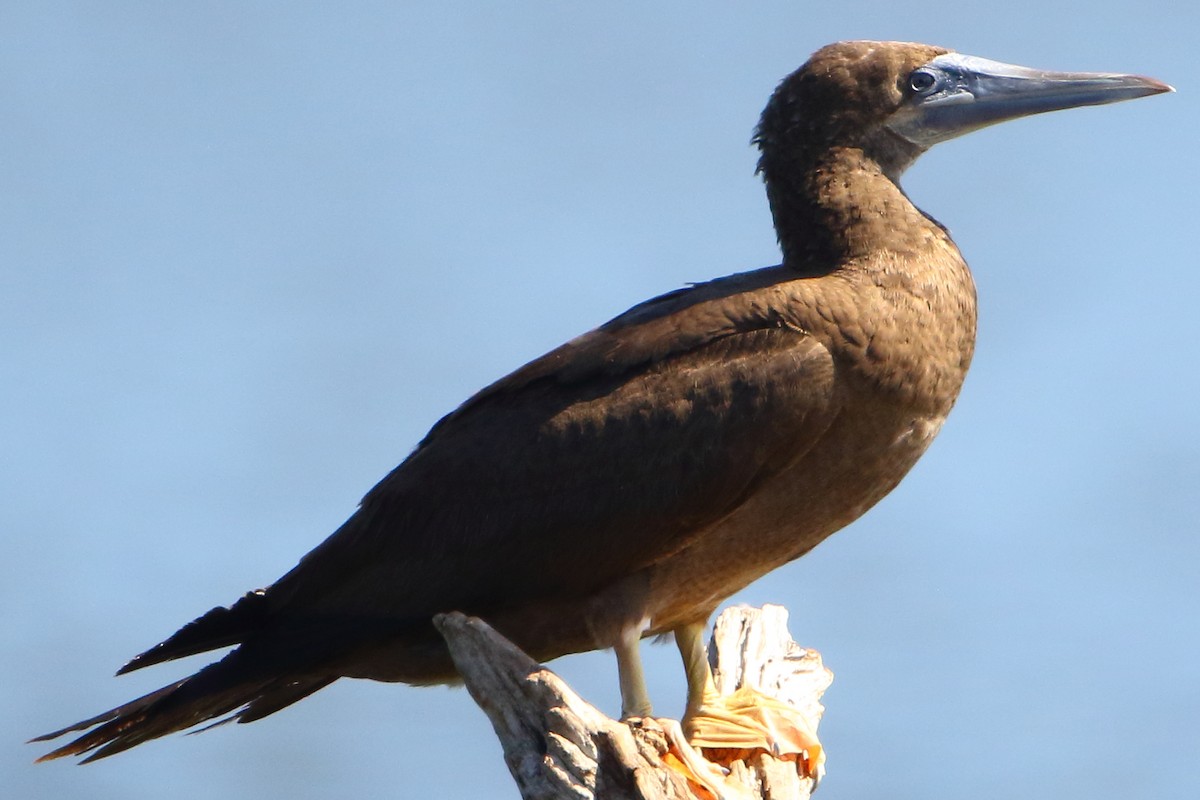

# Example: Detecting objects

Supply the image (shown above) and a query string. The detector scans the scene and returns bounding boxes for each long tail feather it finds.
[117,590,271,675]
[33,650,333,763]
[30,680,187,745]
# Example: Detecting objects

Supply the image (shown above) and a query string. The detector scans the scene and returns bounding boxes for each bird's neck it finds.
[764,146,934,270]
[762,145,977,415]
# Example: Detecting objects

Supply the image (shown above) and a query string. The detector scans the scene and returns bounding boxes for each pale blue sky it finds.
[4,3,1194,799]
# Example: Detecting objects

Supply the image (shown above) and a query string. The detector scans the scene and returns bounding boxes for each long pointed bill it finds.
[887,52,1173,148]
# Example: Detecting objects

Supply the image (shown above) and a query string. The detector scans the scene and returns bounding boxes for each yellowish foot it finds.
[683,686,825,784]
[650,717,745,800]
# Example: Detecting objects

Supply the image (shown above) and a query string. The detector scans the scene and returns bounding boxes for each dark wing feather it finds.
[34,266,838,759]
[265,266,838,624]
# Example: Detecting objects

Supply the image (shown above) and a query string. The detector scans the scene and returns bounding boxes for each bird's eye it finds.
[909,69,938,93]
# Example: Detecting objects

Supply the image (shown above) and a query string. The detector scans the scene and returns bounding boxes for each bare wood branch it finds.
[706,605,833,800]
[434,604,831,800]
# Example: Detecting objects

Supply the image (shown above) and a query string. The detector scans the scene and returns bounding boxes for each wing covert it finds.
[269,267,840,620]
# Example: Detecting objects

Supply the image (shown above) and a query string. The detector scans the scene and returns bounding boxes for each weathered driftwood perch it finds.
[433,604,832,800]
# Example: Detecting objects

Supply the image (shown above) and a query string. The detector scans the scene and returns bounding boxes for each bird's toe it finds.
[684,686,824,783]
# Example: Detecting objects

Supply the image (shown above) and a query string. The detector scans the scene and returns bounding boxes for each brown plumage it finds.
[34,40,1169,764]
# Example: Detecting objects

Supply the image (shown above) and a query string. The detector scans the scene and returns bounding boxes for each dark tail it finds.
[117,589,271,675]
[32,649,334,762]
[32,589,336,763]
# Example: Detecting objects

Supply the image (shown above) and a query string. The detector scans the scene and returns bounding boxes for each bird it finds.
[34,41,1169,774]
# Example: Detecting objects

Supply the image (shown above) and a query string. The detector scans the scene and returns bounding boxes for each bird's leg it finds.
[611,620,737,799]
[676,619,721,712]
[615,619,652,719]
[638,620,746,800]
[676,620,825,783]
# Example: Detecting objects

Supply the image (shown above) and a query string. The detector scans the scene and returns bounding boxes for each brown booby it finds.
[34,41,1169,773]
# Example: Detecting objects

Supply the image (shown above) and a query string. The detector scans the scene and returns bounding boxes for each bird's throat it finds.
[765,147,933,271]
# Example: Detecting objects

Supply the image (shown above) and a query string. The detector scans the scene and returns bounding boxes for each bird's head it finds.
[755,40,1171,179]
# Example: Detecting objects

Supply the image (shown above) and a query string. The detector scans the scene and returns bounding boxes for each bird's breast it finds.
[807,244,977,417]
[642,252,976,633]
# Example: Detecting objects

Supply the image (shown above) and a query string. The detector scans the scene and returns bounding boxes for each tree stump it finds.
[434,604,832,800]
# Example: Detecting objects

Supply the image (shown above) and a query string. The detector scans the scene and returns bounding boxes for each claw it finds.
[654,717,748,800]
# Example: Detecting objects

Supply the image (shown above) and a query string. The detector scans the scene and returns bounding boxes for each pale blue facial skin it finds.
[887,52,1173,147]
